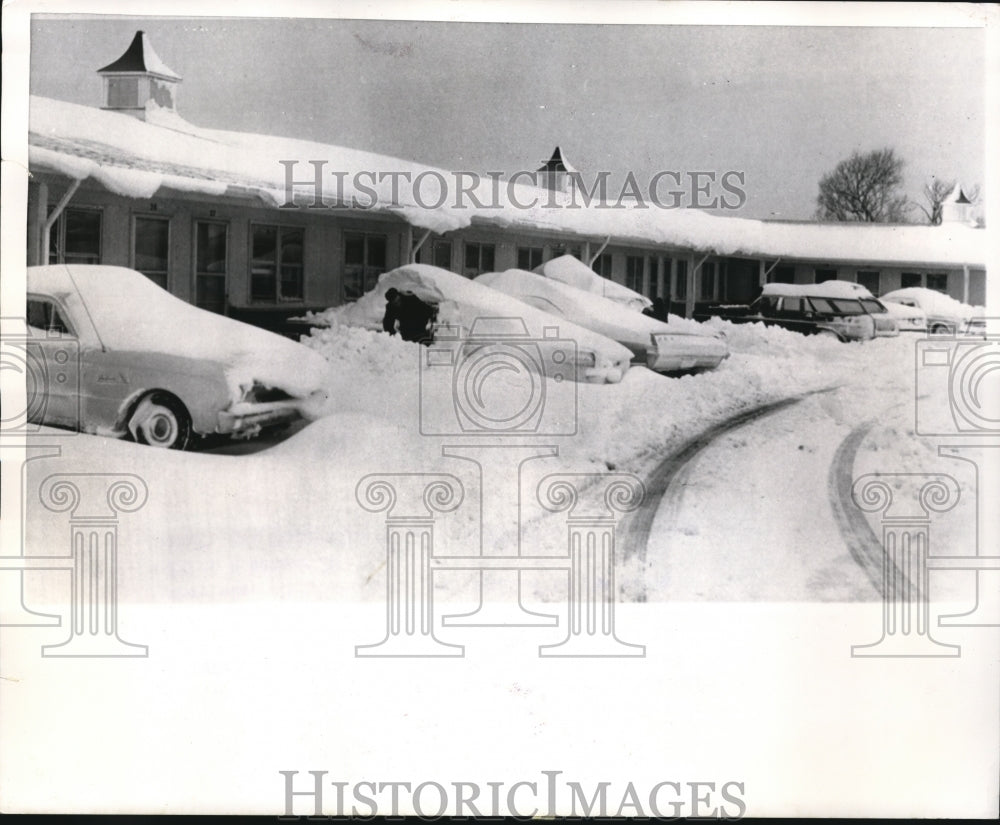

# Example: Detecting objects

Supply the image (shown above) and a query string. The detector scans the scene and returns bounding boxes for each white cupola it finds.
[98,31,181,119]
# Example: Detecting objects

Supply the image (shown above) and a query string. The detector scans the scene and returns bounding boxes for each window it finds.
[647,256,660,298]
[856,270,880,295]
[106,77,139,108]
[901,272,922,289]
[815,267,837,283]
[768,265,795,284]
[926,273,948,293]
[195,220,228,313]
[517,246,543,271]
[463,242,495,277]
[550,244,581,260]
[780,297,803,315]
[625,256,644,293]
[674,259,688,300]
[698,262,717,301]
[48,207,101,265]
[132,216,170,289]
[432,240,452,270]
[592,253,613,279]
[251,224,304,302]
[344,232,387,300]
[809,297,835,314]
[27,298,72,335]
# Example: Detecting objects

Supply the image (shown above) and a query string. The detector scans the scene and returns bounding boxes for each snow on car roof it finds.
[28,265,331,400]
[533,256,652,309]
[317,263,633,367]
[28,95,987,266]
[762,281,874,299]
[879,287,984,320]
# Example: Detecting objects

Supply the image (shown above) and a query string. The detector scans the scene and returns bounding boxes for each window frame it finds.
[249,222,306,304]
[48,206,103,266]
[462,241,496,278]
[130,213,171,291]
[343,230,389,301]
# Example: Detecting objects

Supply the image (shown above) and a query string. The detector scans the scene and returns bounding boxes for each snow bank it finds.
[302,264,634,383]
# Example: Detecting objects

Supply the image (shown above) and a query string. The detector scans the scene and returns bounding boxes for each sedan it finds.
[24,264,331,449]
[477,269,729,372]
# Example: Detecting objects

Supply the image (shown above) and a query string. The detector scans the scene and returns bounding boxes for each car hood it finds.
[30,265,331,403]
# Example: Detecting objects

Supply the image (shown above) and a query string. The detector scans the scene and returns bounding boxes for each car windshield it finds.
[830,299,865,315]
[859,299,884,314]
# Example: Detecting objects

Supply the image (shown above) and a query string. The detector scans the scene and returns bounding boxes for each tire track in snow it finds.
[827,419,907,599]
[619,389,838,595]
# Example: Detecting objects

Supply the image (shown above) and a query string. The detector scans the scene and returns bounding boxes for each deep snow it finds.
[22,307,978,607]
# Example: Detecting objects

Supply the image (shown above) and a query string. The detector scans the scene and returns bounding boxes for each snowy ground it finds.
[7,315,996,819]
[19,316,980,608]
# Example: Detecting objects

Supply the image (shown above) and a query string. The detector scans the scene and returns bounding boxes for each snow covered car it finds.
[320,264,634,383]
[534,255,653,313]
[880,300,928,333]
[476,269,729,373]
[25,265,330,449]
[880,287,984,335]
[709,283,876,342]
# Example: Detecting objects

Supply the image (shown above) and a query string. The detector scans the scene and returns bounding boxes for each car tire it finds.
[129,391,193,450]
[930,323,952,335]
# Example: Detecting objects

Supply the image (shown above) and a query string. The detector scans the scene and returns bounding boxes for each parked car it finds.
[328,264,634,383]
[708,283,876,342]
[880,287,983,335]
[880,300,928,333]
[533,255,653,313]
[477,269,729,372]
[856,296,900,337]
[24,265,331,449]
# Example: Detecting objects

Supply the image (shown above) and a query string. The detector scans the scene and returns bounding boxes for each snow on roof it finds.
[97,31,182,81]
[761,280,874,299]
[28,95,987,267]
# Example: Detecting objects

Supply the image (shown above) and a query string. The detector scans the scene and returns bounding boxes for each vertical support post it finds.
[27,181,48,267]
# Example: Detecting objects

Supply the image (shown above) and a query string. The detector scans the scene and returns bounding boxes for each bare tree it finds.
[815,148,911,222]
[918,178,955,225]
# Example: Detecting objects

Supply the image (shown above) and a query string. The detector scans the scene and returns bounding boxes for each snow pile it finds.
[534,255,652,310]
[301,264,634,383]
[29,264,332,404]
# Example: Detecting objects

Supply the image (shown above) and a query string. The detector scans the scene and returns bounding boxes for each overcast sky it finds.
[28,13,988,220]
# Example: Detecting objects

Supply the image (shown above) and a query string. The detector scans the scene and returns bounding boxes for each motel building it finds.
[26,32,987,334]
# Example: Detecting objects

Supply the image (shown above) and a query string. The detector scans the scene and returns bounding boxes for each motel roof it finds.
[27,94,987,269]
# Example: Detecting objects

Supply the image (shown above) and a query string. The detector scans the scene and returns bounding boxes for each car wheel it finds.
[128,392,192,450]
[930,323,952,335]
